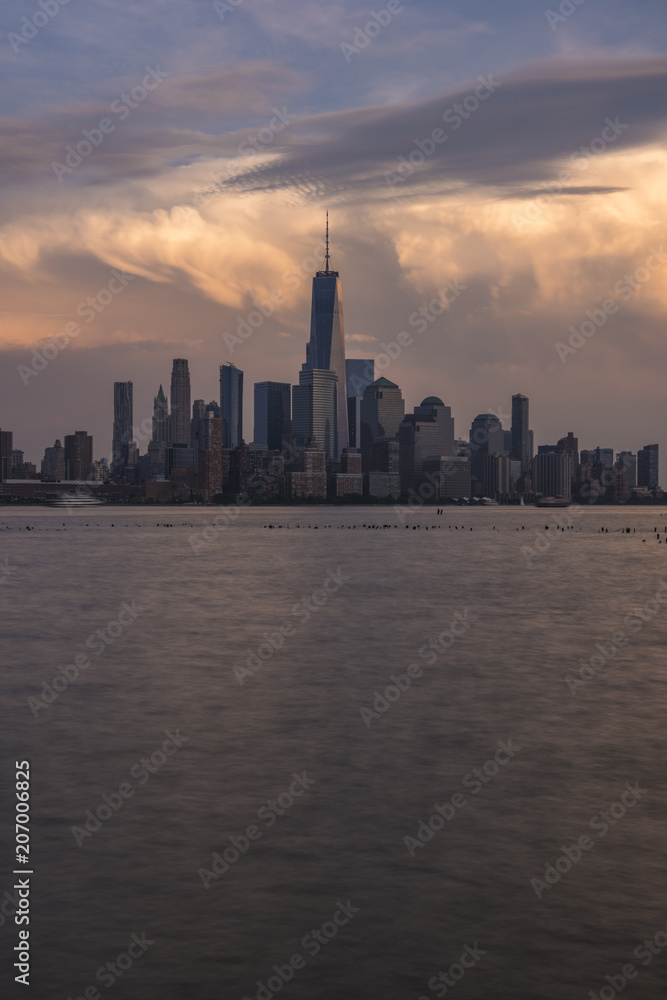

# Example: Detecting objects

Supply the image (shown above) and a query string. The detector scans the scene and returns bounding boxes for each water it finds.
[1,504,666,999]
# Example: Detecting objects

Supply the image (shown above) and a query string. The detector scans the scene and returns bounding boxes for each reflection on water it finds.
[1,505,666,999]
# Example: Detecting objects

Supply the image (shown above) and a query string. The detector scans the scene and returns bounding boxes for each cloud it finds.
[214,53,667,199]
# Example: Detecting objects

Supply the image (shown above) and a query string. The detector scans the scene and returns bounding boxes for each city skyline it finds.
[3,2,667,467]
[2,232,663,488]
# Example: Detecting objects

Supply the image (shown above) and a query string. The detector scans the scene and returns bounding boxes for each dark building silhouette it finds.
[469,412,504,490]
[254,381,290,452]
[170,359,191,446]
[41,439,66,479]
[197,412,222,501]
[112,381,133,478]
[64,431,93,481]
[638,444,659,489]
[400,397,455,496]
[0,430,13,482]
[221,363,243,449]
[511,394,530,473]
[346,359,374,449]
[360,377,404,471]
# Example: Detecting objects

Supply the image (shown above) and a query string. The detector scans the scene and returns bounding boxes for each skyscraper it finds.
[220,363,243,449]
[302,215,348,457]
[198,411,223,502]
[617,451,637,489]
[533,453,572,499]
[254,382,291,452]
[638,444,659,489]
[469,413,505,488]
[152,385,169,443]
[0,430,13,482]
[292,369,338,461]
[112,381,133,478]
[360,377,404,469]
[594,447,614,470]
[511,394,530,473]
[170,359,191,446]
[346,359,374,450]
[64,431,93,481]
[399,397,456,495]
[146,385,169,481]
[346,359,375,399]
[41,439,66,479]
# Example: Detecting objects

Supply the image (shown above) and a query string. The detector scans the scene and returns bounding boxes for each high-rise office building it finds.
[638,444,659,489]
[146,385,170,481]
[220,363,243,449]
[557,432,579,490]
[533,453,572,499]
[346,359,374,449]
[360,378,404,442]
[254,382,291,452]
[198,411,223,501]
[422,455,472,500]
[64,431,93,481]
[41,439,66,479]
[191,400,207,448]
[481,454,512,498]
[594,447,614,470]
[152,385,169,443]
[469,412,505,488]
[170,359,191,446]
[360,377,405,469]
[617,451,637,489]
[0,430,13,482]
[399,397,456,495]
[112,381,133,478]
[190,400,208,474]
[302,216,348,457]
[292,369,338,462]
[511,394,530,473]
[346,359,375,399]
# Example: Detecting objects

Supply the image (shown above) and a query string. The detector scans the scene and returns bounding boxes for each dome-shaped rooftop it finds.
[421,395,445,406]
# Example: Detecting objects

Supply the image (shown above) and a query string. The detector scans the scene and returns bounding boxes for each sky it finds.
[1,0,667,469]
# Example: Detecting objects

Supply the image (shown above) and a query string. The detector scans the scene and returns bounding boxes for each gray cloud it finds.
[217,54,667,199]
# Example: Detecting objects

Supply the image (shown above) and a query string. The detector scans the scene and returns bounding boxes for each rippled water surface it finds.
[1,504,667,999]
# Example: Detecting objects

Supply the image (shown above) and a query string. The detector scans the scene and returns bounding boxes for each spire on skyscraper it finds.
[318,211,338,278]
[324,210,331,275]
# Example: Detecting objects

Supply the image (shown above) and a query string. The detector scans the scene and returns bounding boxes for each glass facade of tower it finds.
[511,394,530,474]
[638,443,659,489]
[292,369,338,461]
[220,363,243,449]
[254,382,291,452]
[303,272,348,458]
[346,359,375,399]
[360,377,405,469]
[170,359,191,446]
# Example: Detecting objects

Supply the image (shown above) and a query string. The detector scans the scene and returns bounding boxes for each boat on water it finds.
[478,497,499,506]
[535,496,571,508]
[48,493,106,507]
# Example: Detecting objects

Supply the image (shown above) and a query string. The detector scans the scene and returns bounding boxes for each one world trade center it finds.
[301,214,348,458]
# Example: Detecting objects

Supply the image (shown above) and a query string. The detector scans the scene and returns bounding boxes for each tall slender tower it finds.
[511,394,530,474]
[112,381,133,477]
[147,385,169,481]
[302,213,348,458]
[220,363,243,449]
[152,385,169,444]
[170,359,191,446]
